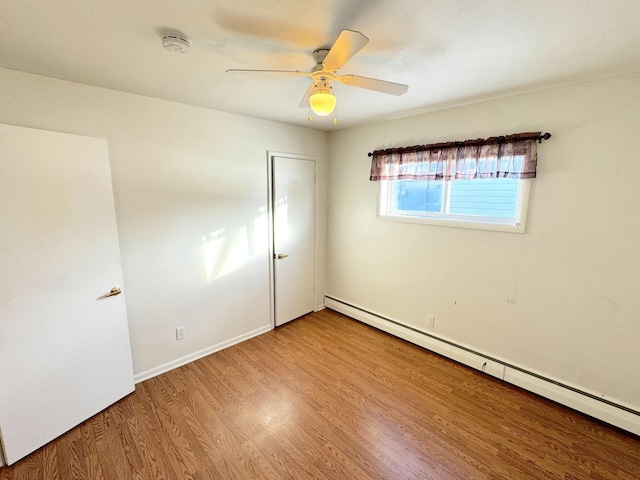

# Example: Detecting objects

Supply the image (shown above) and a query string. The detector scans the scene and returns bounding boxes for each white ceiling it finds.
[1,0,639,130]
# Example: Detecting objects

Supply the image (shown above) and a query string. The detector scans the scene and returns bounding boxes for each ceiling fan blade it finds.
[226,69,310,77]
[335,74,409,96]
[322,30,369,71]
[299,83,318,108]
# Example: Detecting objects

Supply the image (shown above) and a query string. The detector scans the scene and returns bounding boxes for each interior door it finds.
[272,155,315,327]
[0,124,135,465]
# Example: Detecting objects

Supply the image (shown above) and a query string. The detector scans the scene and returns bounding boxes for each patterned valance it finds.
[369,132,549,181]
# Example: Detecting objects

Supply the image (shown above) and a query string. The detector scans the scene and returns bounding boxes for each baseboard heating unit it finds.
[324,295,640,437]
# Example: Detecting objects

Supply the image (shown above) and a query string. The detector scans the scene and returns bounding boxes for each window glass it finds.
[392,180,443,214]
[449,179,519,218]
[379,167,530,233]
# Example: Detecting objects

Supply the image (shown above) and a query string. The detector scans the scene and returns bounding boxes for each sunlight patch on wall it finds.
[203,228,226,282]
[252,206,269,254]
[202,226,249,282]
[202,205,271,283]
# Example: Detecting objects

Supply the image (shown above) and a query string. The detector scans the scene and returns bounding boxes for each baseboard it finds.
[314,304,326,312]
[133,324,272,384]
[324,295,640,437]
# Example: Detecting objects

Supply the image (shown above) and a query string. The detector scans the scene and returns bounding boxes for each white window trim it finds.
[377,179,531,234]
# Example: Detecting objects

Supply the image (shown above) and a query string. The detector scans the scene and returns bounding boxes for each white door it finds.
[272,155,315,327]
[0,124,135,465]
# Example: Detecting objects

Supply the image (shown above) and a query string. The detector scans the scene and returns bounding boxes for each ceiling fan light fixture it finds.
[309,89,336,116]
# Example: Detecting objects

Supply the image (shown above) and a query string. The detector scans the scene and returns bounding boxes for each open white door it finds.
[0,124,134,465]
[271,154,315,327]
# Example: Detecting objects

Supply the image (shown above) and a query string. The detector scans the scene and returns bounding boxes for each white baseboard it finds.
[133,324,272,384]
[324,295,640,437]
[314,304,326,312]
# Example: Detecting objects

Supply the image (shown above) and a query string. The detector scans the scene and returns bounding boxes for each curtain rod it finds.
[367,132,552,157]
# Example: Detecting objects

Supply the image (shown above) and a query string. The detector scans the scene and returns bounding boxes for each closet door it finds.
[272,155,316,326]
[0,124,134,465]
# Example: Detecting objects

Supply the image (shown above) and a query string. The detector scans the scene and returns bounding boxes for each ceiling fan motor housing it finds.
[312,49,330,67]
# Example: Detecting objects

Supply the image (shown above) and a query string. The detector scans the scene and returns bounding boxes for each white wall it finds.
[2,65,637,414]
[0,67,328,377]
[327,74,640,410]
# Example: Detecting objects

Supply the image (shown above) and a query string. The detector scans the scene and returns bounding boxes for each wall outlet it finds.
[427,315,435,328]
[176,326,185,340]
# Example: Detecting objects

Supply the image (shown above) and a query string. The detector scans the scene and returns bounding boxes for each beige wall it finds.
[0,67,329,377]
[327,74,640,409]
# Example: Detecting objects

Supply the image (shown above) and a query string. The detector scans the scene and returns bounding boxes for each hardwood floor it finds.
[2,308,639,479]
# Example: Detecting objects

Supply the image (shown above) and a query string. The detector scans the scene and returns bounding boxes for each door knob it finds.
[277,253,289,259]
[105,287,122,297]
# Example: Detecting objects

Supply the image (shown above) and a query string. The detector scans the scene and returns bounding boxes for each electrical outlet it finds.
[176,326,185,340]
[427,315,435,328]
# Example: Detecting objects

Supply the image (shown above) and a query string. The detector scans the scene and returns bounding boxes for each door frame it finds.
[266,151,318,329]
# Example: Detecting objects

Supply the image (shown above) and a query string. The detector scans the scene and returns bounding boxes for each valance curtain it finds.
[369,132,541,181]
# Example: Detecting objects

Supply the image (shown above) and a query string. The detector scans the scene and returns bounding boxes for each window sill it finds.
[377,213,526,233]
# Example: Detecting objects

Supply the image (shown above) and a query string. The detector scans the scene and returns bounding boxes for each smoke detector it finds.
[161,34,191,53]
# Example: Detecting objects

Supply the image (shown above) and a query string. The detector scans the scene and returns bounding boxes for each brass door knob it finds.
[277,253,289,259]
[105,287,122,297]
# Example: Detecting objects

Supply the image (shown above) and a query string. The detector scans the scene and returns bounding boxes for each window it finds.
[379,175,531,233]
[370,132,546,233]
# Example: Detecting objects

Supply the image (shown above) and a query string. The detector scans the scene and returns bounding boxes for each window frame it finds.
[377,177,532,233]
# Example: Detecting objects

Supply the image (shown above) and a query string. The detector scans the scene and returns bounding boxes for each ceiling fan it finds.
[226,30,409,121]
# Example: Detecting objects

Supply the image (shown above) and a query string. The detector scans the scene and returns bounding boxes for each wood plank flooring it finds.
[2,308,639,479]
